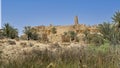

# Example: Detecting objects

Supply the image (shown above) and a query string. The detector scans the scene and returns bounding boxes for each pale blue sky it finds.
[0,0,1,28]
[2,0,120,35]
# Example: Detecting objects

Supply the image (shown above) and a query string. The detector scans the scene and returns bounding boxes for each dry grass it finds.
[0,42,120,68]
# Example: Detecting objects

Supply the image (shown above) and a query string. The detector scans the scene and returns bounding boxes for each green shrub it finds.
[68,31,77,41]
[51,27,57,34]
[88,43,110,53]
[23,26,39,40]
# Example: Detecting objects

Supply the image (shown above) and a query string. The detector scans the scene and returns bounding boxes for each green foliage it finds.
[88,43,110,53]
[0,31,4,39]
[98,22,120,45]
[98,22,112,40]
[23,26,32,40]
[30,28,39,40]
[90,34,104,46]
[23,26,39,40]
[51,27,57,34]
[68,31,77,40]
[82,11,120,45]
[112,11,120,32]
[98,43,110,53]
[83,29,104,45]
[112,11,120,24]
[63,32,67,35]
[2,23,18,39]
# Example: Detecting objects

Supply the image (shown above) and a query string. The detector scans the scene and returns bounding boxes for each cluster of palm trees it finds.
[0,23,18,39]
[84,11,120,45]
[99,11,120,45]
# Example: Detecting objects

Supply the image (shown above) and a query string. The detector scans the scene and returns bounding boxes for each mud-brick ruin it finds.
[31,16,99,43]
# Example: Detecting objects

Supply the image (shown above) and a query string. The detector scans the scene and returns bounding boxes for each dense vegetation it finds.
[83,11,120,46]
[0,23,18,39]
[23,26,39,40]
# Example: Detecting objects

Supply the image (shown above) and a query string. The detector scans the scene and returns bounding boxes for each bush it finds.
[88,43,110,54]
[68,31,77,41]
[31,32,39,40]
[83,32,104,45]
[51,27,57,34]
[98,43,110,53]
[90,34,104,46]
[23,26,39,40]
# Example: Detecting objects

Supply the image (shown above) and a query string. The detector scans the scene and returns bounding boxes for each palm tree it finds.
[3,23,11,37]
[23,26,39,40]
[23,26,32,40]
[98,22,120,45]
[9,28,18,39]
[112,11,120,31]
[98,22,112,40]
[2,23,18,39]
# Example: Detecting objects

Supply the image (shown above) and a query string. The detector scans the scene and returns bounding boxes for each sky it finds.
[0,0,1,28]
[2,0,120,35]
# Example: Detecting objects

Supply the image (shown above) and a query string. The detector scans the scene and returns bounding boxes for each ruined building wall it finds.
[32,16,99,43]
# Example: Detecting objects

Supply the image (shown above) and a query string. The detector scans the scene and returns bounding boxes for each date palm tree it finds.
[23,26,32,40]
[2,23,18,39]
[98,22,120,45]
[98,22,112,40]
[23,26,39,40]
[112,11,120,31]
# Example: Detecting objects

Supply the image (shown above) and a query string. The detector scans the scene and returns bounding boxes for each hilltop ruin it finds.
[29,16,99,43]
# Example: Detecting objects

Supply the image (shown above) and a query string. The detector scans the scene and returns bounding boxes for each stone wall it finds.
[31,16,99,43]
